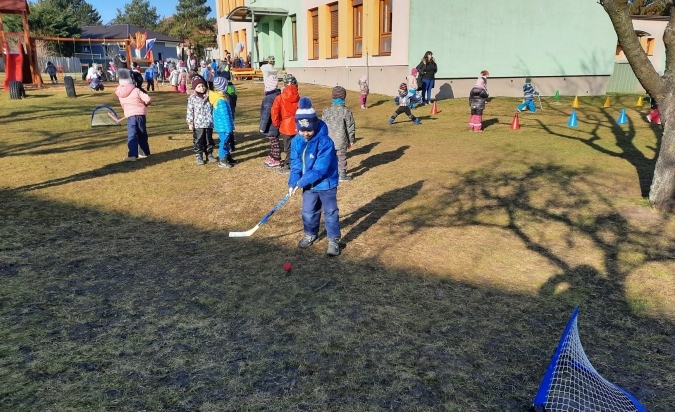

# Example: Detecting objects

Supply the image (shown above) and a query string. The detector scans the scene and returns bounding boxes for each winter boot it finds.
[218,157,233,168]
[326,238,341,256]
[263,156,281,168]
[195,154,205,165]
[206,153,219,163]
[298,234,318,249]
[339,170,352,182]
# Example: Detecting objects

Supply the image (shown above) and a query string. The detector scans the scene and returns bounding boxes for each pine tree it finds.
[111,0,160,29]
[165,0,216,60]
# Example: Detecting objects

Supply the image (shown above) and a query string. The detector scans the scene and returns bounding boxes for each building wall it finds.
[626,17,666,74]
[407,0,617,98]
[216,0,619,97]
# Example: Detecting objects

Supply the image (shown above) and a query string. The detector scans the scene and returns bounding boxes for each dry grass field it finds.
[1,75,674,411]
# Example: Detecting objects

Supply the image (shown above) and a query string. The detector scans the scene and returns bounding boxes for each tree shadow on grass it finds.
[538,103,660,197]
[1,171,674,410]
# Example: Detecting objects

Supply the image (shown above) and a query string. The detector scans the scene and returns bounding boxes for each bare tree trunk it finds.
[602,0,675,211]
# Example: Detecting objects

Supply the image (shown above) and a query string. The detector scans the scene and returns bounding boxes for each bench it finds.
[231,68,264,81]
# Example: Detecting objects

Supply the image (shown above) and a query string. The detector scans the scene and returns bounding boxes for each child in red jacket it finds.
[271,74,300,174]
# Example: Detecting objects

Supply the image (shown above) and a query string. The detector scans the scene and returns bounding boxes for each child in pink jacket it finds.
[115,68,152,161]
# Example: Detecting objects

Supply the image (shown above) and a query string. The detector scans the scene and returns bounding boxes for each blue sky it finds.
[88,0,216,25]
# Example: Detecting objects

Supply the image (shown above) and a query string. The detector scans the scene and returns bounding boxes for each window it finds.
[291,15,298,61]
[330,3,339,58]
[220,0,243,17]
[310,8,319,59]
[352,0,363,57]
[379,0,392,55]
[641,37,655,56]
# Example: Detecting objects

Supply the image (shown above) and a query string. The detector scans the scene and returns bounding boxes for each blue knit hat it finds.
[295,97,318,132]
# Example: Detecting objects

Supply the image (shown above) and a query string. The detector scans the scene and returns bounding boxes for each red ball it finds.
[283,261,292,272]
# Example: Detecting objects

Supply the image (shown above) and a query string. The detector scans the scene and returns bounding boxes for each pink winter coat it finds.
[115,83,152,117]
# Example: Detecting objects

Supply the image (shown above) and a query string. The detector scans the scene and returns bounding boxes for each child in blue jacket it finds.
[287,97,342,256]
[210,75,236,167]
[517,78,539,113]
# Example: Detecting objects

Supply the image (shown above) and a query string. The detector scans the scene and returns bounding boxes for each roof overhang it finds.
[226,6,288,23]
[0,0,29,14]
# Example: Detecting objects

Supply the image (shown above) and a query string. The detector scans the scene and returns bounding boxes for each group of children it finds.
[256,73,366,255]
[258,74,358,183]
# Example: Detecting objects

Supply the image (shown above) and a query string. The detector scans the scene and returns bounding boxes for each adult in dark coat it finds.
[416,51,437,104]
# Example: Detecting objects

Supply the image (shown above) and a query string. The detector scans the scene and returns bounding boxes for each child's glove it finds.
[394,96,400,105]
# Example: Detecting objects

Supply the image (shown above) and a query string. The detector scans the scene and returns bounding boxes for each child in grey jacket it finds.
[322,86,356,181]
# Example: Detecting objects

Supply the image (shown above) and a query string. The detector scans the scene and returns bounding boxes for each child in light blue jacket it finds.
[210,76,236,167]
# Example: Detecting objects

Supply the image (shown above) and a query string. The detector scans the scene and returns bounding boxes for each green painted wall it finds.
[408,0,617,78]
[248,0,302,68]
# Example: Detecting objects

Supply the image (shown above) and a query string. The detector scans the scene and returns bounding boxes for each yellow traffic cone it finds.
[572,96,579,108]
[603,97,610,108]
[636,96,643,106]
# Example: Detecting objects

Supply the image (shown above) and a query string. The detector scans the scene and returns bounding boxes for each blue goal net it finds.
[531,307,648,412]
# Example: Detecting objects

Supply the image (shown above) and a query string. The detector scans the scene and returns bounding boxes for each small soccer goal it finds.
[91,105,123,127]
[530,307,647,412]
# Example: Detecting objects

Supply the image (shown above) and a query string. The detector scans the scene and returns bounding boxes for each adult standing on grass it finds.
[416,51,437,105]
[115,69,152,162]
[287,97,342,256]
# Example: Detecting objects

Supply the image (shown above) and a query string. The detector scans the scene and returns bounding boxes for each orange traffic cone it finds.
[430,100,438,115]
[603,97,610,108]
[510,113,521,130]
[572,96,579,108]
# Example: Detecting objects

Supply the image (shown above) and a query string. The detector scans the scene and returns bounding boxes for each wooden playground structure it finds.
[1,0,155,90]
[0,0,43,88]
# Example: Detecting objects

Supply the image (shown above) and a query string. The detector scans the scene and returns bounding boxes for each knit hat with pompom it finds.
[295,97,318,132]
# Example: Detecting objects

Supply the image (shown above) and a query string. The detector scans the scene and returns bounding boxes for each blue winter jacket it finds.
[211,91,235,133]
[523,83,538,101]
[288,120,339,191]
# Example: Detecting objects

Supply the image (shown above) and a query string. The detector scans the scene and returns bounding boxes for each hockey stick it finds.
[107,111,126,124]
[228,193,291,237]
